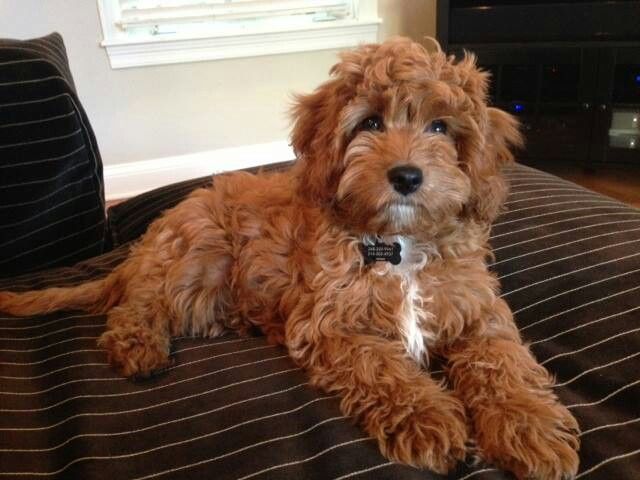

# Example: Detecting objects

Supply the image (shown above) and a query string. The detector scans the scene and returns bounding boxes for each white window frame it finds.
[97,0,380,69]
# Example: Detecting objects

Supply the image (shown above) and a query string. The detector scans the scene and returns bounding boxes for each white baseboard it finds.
[103,140,295,201]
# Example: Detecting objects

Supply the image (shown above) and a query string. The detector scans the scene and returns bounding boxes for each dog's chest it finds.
[397,272,433,365]
[368,236,437,365]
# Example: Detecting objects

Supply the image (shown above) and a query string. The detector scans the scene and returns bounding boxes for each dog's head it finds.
[290,37,522,236]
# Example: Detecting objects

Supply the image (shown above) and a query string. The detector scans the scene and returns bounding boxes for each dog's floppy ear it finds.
[465,107,523,223]
[291,76,351,205]
[291,39,378,207]
[487,107,522,168]
[290,77,352,205]
[290,43,381,205]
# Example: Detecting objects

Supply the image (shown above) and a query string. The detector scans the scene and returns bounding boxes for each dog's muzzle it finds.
[387,165,423,196]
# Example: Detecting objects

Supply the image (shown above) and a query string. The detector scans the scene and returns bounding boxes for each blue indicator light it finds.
[635,74,640,85]
[513,103,524,113]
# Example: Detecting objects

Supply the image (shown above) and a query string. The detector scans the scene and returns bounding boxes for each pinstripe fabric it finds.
[0,163,639,479]
[0,33,107,278]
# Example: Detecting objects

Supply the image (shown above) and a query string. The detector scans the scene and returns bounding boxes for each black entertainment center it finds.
[436,0,640,168]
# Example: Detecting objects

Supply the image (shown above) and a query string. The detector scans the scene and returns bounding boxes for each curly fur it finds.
[0,38,579,479]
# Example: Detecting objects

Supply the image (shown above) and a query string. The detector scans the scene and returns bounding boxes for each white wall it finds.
[0,0,342,165]
[0,0,436,197]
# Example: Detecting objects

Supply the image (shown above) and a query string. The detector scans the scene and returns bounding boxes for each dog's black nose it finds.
[387,165,423,195]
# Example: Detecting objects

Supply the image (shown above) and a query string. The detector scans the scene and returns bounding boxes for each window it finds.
[98,0,380,69]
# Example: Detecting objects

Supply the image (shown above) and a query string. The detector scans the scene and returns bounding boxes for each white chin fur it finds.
[388,203,416,230]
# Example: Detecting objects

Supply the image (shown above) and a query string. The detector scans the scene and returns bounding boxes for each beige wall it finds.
[0,0,436,167]
[379,0,436,45]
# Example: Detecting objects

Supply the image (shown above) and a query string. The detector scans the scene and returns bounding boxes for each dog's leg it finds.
[97,249,234,378]
[445,315,580,480]
[288,332,468,473]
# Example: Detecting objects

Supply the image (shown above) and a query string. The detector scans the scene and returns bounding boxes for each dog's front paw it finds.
[376,393,468,474]
[475,396,579,480]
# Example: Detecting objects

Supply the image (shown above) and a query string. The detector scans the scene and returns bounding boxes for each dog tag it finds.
[360,240,402,265]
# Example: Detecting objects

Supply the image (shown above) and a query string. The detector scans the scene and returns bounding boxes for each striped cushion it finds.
[0,33,107,278]
[1,163,639,479]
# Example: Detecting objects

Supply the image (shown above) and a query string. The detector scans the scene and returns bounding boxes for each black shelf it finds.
[437,1,640,167]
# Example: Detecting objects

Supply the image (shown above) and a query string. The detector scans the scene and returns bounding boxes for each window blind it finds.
[117,0,354,31]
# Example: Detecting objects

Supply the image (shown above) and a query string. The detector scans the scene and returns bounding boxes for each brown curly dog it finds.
[0,38,579,479]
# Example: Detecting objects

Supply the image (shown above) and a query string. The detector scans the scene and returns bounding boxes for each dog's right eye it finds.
[358,115,384,132]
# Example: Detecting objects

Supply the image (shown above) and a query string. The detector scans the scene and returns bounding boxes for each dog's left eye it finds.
[358,115,384,133]
[426,119,448,135]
